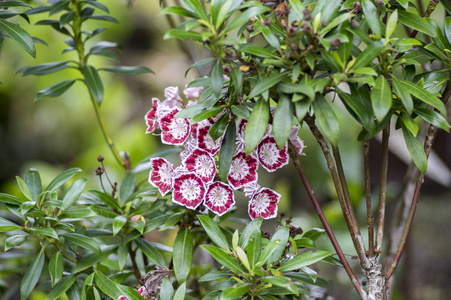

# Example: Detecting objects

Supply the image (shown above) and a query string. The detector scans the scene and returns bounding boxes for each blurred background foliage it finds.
[0,0,450,299]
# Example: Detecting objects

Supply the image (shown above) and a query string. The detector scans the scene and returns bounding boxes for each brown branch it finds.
[364,140,374,257]
[129,243,142,281]
[375,125,390,252]
[305,115,370,269]
[288,142,368,300]
[409,0,439,39]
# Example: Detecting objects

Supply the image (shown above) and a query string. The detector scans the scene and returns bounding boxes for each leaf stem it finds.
[305,115,370,269]
[375,125,390,253]
[288,142,367,300]
[128,242,142,281]
[363,141,374,257]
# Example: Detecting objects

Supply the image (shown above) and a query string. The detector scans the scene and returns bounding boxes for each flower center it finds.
[259,143,279,165]
[180,178,202,200]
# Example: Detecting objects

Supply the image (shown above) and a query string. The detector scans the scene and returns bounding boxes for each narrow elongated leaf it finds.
[224,6,269,32]
[391,76,413,114]
[386,10,398,39]
[88,15,119,23]
[362,0,383,37]
[117,241,127,271]
[25,169,42,202]
[49,252,63,287]
[117,285,144,300]
[19,61,70,76]
[119,172,135,206]
[337,89,373,129]
[75,246,116,273]
[99,66,154,75]
[16,176,32,201]
[197,215,229,250]
[5,235,27,251]
[0,19,35,57]
[46,168,82,191]
[211,60,223,98]
[85,0,110,13]
[60,11,76,28]
[200,245,242,273]
[268,226,289,264]
[277,82,315,100]
[278,250,330,272]
[238,218,262,248]
[257,240,281,266]
[239,44,278,59]
[173,282,186,300]
[62,178,87,210]
[398,10,436,37]
[445,17,451,44]
[245,98,269,155]
[94,271,122,299]
[21,246,46,300]
[414,108,450,132]
[0,193,23,206]
[86,190,121,210]
[160,277,174,300]
[400,80,446,115]
[351,40,383,70]
[29,227,58,239]
[246,231,261,268]
[402,125,427,173]
[221,283,250,299]
[160,6,196,18]
[219,121,236,181]
[181,0,208,20]
[199,270,229,282]
[0,217,21,232]
[371,76,392,121]
[35,79,77,101]
[312,95,340,145]
[64,233,101,254]
[113,215,127,236]
[249,73,287,99]
[401,113,419,136]
[164,29,203,41]
[49,0,69,15]
[0,1,32,8]
[84,65,104,105]
[46,275,76,300]
[173,228,193,283]
[273,94,293,149]
[135,237,166,266]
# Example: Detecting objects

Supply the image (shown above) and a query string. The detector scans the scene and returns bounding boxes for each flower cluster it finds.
[145,86,305,220]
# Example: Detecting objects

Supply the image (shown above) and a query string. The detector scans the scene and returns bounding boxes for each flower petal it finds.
[164,86,181,101]
[242,181,261,198]
[184,85,204,99]
[160,108,191,145]
[257,136,289,172]
[196,125,222,155]
[204,181,235,216]
[172,172,206,209]
[144,98,161,134]
[182,148,217,183]
[148,158,174,196]
[248,188,280,220]
[289,126,305,156]
[227,152,258,190]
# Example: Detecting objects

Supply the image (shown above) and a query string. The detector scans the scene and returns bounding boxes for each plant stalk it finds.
[364,141,374,257]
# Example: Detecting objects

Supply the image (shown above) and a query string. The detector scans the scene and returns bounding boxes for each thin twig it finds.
[364,140,374,257]
[288,142,368,300]
[376,125,390,252]
[129,242,142,281]
[305,115,370,269]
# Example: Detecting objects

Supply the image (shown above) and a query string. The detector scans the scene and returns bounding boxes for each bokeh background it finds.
[0,1,450,299]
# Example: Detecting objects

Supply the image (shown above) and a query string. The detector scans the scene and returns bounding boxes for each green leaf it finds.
[75,246,116,273]
[351,40,383,70]
[94,271,122,299]
[395,0,408,9]
[401,113,419,136]
[215,0,234,29]
[46,275,76,300]
[294,98,312,122]
[160,6,196,18]
[191,106,225,124]
[209,113,229,141]
[261,24,280,48]
[16,176,32,201]
[294,237,317,248]
[173,281,186,300]
[64,233,101,254]
[164,29,203,41]
[221,283,250,299]
[88,15,119,23]
[414,108,450,132]
[49,252,63,287]
[86,190,121,210]
[0,193,23,206]
[60,11,75,27]
[159,211,185,231]
[402,125,427,173]
[262,276,299,295]
[25,169,42,202]
[35,79,77,101]
[20,246,46,300]
[46,168,82,192]
[337,88,373,130]
[181,0,208,20]
[160,277,175,300]
[211,60,223,98]
[173,228,193,283]
[398,10,437,37]
[62,178,87,210]
[278,250,330,272]
[400,80,447,115]
[185,57,216,77]
[29,227,58,239]
[362,0,383,37]
[5,234,27,251]
[200,245,243,273]
[199,270,229,282]
[119,172,136,206]
[0,1,32,8]
[235,246,251,272]
[0,19,35,57]
[239,44,278,59]
[267,226,289,264]
[198,215,229,250]
[112,215,127,236]
[84,65,104,105]
[277,82,315,100]
[445,17,451,45]
[246,231,262,269]
[273,94,293,149]
[135,237,166,266]
[117,285,144,300]
[19,61,70,76]
[117,241,127,271]
[288,0,306,20]
[219,121,236,181]
[224,6,269,32]
[84,0,110,13]
[59,208,97,219]
[371,76,392,121]
[249,73,287,99]
[312,95,340,145]
[238,218,262,249]
[245,98,269,155]
[391,76,413,114]
[386,10,397,39]
[203,291,221,300]
[49,0,69,15]
[99,66,154,75]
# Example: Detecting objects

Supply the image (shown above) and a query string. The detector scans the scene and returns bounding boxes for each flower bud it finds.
[97,155,104,162]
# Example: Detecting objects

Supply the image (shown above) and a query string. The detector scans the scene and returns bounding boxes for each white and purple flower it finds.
[148,157,174,196]
[183,148,216,184]
[145,98,161,134]
[227,152,258,190]
[289,125,305,156]
[204,181,235,216]
[160,108,191,146]
[196,125,222,155]
[248,188,280,220]
[172,172,206,209]
[257,136,289,172]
